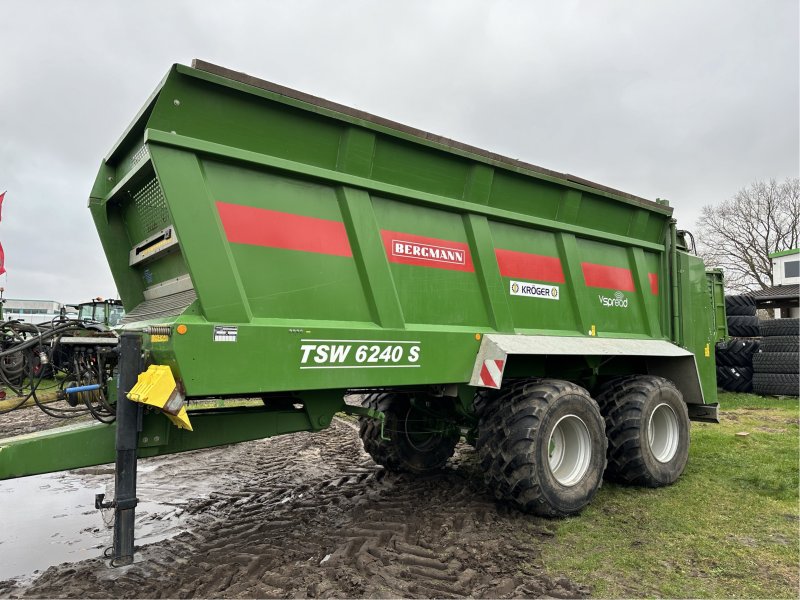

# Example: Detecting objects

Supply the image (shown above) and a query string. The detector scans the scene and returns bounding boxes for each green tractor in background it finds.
[67,298,125,328]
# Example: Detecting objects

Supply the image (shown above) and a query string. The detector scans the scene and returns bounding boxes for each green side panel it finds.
[488,172,562,221]
[372,137,471,199]
[707,269,728,341]
[575,192,636,238]
[488,220,579,333]
[371,195,491,328]
[576,239,647,337]
[149,69,344,172]
[679,253,718,404]
[88,62,719,403]
[200,160,372,323]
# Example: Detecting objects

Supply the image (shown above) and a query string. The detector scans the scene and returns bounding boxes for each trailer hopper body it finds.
[87,61,720,410]
[0,63,724,555]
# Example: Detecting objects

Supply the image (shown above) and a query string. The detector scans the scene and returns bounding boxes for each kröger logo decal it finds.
[509,280,560,301]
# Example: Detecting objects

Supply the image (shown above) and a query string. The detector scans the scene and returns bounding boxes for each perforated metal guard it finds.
[133,177,170,235]
[130,144,150,168]
[120,289,197,326]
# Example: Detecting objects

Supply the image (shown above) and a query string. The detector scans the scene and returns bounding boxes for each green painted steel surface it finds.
[88,61,717,405]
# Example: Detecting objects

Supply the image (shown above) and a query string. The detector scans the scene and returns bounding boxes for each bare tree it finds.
[696,178,799,292]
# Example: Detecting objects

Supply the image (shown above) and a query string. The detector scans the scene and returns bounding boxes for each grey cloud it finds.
[0,0,797,302]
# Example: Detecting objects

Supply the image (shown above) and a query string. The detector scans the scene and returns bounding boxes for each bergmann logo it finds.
[598,290,629,308]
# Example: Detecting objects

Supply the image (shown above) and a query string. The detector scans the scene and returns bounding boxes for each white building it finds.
[2,299,65,324]
[751,249,799,318]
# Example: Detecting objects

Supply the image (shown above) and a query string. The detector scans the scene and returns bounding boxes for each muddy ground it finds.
[0,403,588,599]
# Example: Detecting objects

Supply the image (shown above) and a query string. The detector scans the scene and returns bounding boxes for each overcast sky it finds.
[0,0,797,303]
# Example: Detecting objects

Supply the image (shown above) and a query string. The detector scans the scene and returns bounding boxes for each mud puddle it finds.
[0,463,193,582]
[1,418,589,598]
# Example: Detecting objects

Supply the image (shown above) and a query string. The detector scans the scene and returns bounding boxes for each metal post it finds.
[112,333,143,566]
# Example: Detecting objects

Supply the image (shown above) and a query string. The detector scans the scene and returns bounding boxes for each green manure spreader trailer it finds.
[0,60,725,564]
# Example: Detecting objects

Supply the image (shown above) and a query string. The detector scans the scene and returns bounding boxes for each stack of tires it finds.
[753,318,799,397]
[716,294,760,392]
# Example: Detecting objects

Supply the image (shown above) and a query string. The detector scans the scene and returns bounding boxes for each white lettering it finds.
[408,346,420,363]
[300,344,316,363]
[328,345,351,363]
[391,239,466,265]
[314,345,329,363]
[299,340,423,369]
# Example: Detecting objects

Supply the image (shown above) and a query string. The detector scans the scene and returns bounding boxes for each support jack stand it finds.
[109,333,143,566]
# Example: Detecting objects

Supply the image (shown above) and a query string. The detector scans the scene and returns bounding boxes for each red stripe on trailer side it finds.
[581,262,636,291]
[648,273,659,295]
[494,248,565,283]
[216,201,352,257]
[381,230,474,272]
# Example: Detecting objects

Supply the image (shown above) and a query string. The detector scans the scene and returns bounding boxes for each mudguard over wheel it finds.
[596,376,690,487]
[358,393,459,474]
[477,379,606,517]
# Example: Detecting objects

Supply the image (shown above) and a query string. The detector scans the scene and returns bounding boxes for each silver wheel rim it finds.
[648,403,679,463]
[548,415,592,487]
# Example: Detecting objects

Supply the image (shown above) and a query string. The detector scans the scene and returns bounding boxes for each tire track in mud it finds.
[7,419,589,599]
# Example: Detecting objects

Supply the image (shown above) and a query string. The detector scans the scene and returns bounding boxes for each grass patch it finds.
[540,392,799,598]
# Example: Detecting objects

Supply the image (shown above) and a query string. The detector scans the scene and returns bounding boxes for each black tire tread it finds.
[716,366,754,392]
[752,352,800,375]
[476,378,605,517]
[358,393,458,474]
[727,315,760,337]
[715,339,760,367]
[725,294,757,316]
[752,373,799,397]
[760,336,800,353]
[595,375,690,487]
[760,318,800,338]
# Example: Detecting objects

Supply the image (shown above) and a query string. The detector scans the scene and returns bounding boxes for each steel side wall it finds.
[89,63,720,401]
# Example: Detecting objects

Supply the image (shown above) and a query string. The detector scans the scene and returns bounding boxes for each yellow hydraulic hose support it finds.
[127,365,193,431]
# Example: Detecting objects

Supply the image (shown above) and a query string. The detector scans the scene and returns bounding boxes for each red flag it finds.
[0,241,6,275]
[0,191,4,222]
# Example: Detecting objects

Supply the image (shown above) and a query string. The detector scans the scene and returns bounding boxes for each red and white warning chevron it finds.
[479,359,505,389]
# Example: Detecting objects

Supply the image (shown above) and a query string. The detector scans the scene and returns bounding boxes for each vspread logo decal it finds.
[598,290,629,308]
[299,339,421,369]
[510,280,560,300]
[392,240,465,266]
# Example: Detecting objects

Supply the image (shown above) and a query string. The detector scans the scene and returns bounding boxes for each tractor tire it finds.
[716,366,754,393]
[760,318,800,338]
[725,294,756,316]
[760,336,800,353]
[358,393,459,474]
[595,376,690,487]
[726,315,760,337]
[752,352,800,375]
[476,379,606,517]
[715,339,760,368]
[752,373,800,397]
